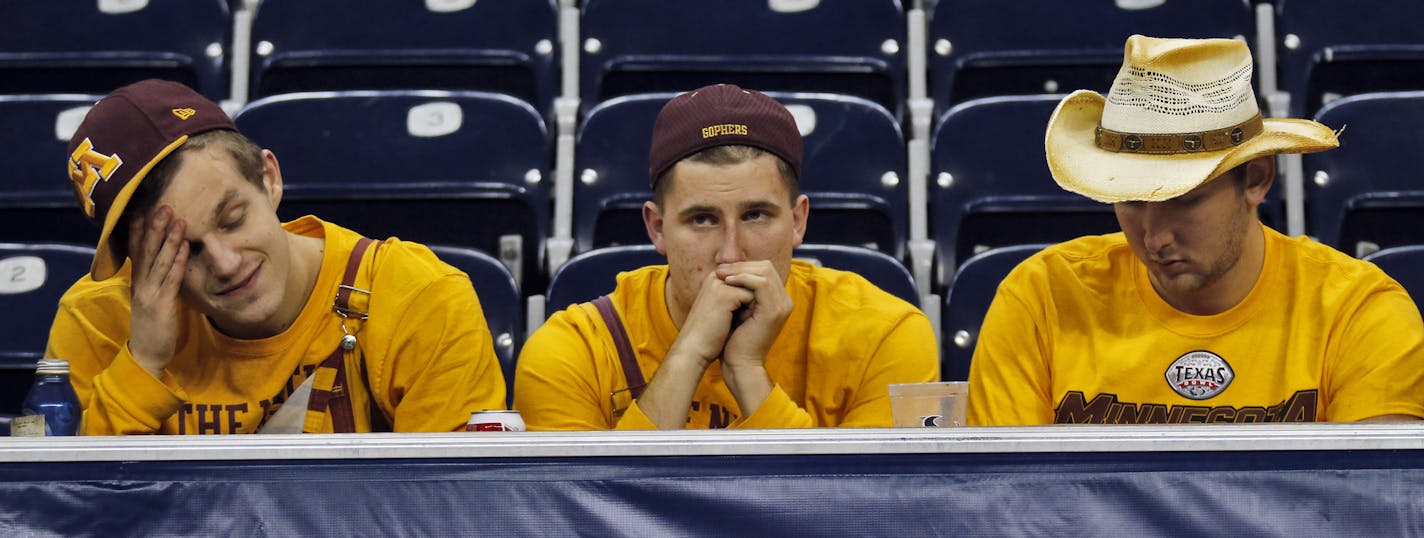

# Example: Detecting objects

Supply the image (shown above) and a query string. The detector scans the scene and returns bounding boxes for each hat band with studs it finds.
[1094,114,1264,154]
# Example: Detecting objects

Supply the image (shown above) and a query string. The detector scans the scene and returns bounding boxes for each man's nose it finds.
[204,238,242,279]
[1139,205,1175,255]
[715,222,745,264]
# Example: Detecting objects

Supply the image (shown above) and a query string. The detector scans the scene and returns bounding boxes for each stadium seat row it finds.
[7,89,1420,288]
[3,0,1421,119]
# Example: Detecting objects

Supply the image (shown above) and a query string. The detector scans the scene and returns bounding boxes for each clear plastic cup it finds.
[888,381,968,427]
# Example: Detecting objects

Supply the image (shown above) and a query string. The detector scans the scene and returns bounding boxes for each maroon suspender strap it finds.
[593,295,646,399]
[307,237,379,433]
[308,343,354,432]
[334,238,374,315]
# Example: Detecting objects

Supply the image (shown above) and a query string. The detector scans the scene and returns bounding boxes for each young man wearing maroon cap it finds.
[515,84,938,430]
[47,80,507,434]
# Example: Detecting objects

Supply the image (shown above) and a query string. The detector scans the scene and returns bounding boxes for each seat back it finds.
[0,243,95,366]
[928,0,1253,113]
[576,92,907,257]
[545,245,664,316]
[0,0,230,99]
[1276,0,1424,118]
[1304,91,1424,255]
[0,95,101,246]
[249,0,558,114]
[941,244,1046,382]
[427,245,521,404]
[930,95,1117,284]
[580,0,907,116]
[234,90,551,287]
[792,244,919,308]
[1363,245,1424,312]
[0,242,95,416]
[571,94,660,253]
[545,244,920,317]
[930,94,1283,285]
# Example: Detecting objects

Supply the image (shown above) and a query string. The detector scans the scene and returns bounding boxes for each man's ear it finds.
[261,149,283,209]
[790,194,809,248]
[1243,155,1275,206]
[644,200,666,255]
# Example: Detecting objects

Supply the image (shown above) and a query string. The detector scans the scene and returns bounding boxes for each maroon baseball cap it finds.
[648,84,803,187]
[66,79,236,280]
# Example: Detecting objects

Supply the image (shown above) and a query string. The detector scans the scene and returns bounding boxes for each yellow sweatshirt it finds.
[515,260,938,430]
[969,225,1424,425]
[47,216,507,434]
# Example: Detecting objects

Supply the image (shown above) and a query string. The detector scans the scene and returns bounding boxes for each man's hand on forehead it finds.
[126,204,190,379]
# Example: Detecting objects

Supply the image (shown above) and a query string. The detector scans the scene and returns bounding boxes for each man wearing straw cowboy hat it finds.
[968,35,1424,425]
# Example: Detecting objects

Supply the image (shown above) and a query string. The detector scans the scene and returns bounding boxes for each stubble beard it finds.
[1151,202,1250,298]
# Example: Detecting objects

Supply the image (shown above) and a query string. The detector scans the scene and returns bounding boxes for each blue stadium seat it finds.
[1362,245,1424,312]
[0,0,230,99]
[545,245,665,316]
[233,90,551,288]
[0,95,102,246]
[941,244,1046,382]
[0,243,96,416]
[427,245,521,405]
[930,94,1285,285]
[791,244,919,308]
[1304,91,1424,256]
[0,243,94,366]
[249,0,558,114]
[575,92,907,258]
[1276,0,1424,118]
[928,0,1254,113]
[571,94,660,253]
[545,244,919,317]
[930,95,1118,284]
[580,0,907,116]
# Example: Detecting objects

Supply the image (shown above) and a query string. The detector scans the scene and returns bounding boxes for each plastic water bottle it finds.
[18,358,82,436]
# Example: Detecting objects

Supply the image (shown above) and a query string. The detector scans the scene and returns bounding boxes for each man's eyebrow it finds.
[738,200,778,213]
[675,200,780,219]
[212,188,241,217]
[677,203,720,219]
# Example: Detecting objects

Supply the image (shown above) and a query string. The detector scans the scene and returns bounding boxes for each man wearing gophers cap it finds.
[48,80,506,434]
[968,36,1424,425]
[515,84,938,430]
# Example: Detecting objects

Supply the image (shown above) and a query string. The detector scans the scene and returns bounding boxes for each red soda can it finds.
[466,410,525,431]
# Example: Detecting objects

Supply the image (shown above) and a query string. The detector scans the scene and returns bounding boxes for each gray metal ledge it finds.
[2,423,1423,462]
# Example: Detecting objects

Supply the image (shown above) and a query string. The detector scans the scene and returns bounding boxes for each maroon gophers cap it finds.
[66,79,236,280]
[648,84,803,187]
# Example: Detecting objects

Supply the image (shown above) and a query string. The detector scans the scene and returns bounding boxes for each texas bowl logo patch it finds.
[1164,350,1234,400]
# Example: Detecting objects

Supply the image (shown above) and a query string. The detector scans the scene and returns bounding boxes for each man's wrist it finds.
[665,340,718,371]
[720,362,771,402]
[729,361,774,415]
[126,341,167,380]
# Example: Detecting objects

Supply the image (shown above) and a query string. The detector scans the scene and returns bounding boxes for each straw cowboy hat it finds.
[1044,35,1339,203]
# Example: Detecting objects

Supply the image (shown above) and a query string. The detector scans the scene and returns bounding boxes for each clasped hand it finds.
[672,260,792,372]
